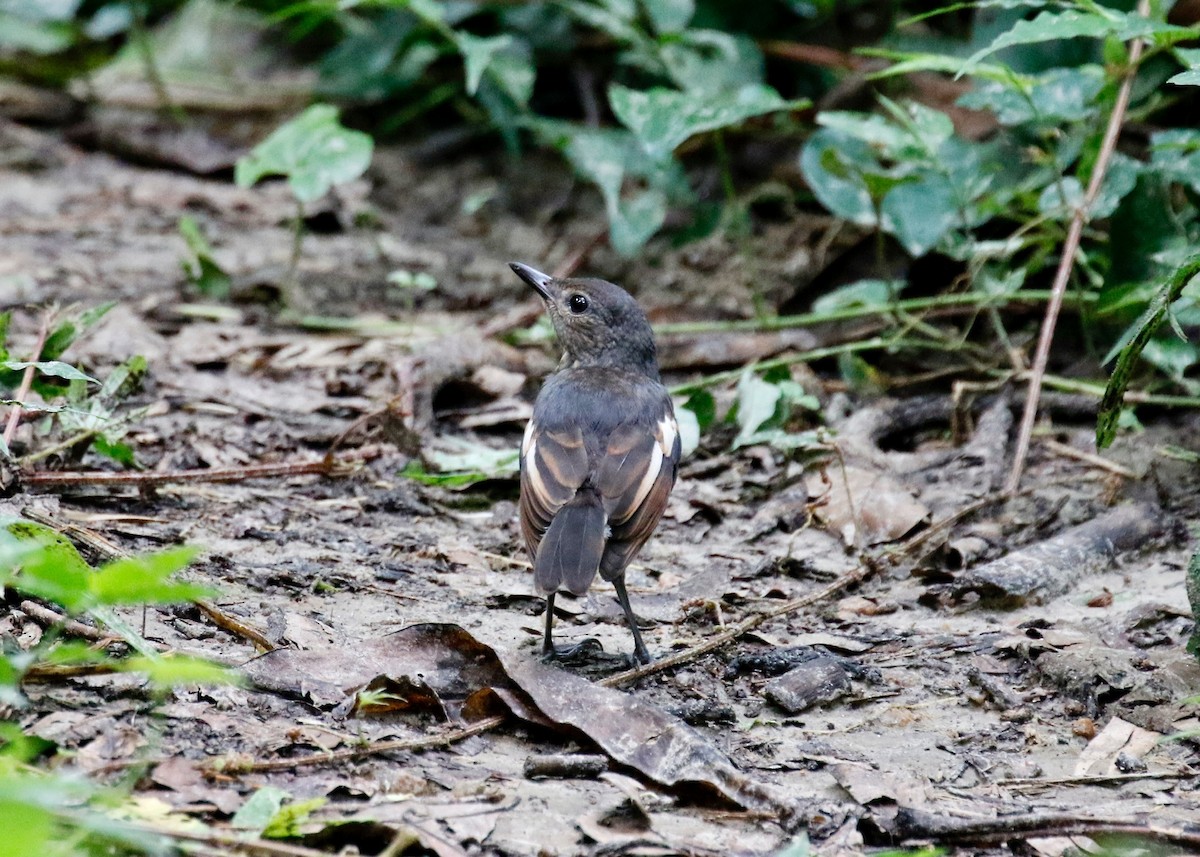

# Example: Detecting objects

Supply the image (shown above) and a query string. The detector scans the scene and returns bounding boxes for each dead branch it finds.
[22,445,384,489]
[894,806,1200,850]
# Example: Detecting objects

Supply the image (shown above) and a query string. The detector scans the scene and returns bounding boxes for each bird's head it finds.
[509,262,658,375]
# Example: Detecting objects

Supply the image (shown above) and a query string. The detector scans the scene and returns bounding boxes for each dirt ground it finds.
[2,115,1199,857]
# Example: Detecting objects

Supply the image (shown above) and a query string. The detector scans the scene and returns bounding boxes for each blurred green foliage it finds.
[3,0,1200,423]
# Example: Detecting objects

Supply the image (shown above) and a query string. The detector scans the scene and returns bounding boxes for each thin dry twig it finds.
[22,445,384,489]
[20,507,274,652]
[3,314,51,448]
[1006,0,1149,494]
[1041,438,1139,479]
[604,490,1000,688]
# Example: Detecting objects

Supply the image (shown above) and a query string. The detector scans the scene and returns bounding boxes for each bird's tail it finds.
[534,494,606,596]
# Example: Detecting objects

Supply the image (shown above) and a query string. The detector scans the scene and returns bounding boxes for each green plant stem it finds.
[989,370,1200,409]
[285,200,305,307]
[668,335,939,395]
[130,1,184,124]
[654,290,1092,336]
[2,316,50,449]
[380,82,460,134]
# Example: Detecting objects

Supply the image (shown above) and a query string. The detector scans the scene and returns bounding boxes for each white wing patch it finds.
[657,414,678,457]
[521,419,537,457]
[623,441,664,524]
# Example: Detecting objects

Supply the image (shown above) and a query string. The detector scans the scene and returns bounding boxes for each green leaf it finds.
[89,547,207,606]
[734,370,782,445]
[121,654,240,689]
[799,129,878,226]
[92,436,137,467]
[661,30,764,95]
[263,796,327,839]
[1089,152,1141,219]
[1169,69,1200,86]
[680,389,716,429]
[642,0,693,33]
[456,33,513,96]
[542,123,686,255]
[1097,252,1200,447]
[813,279,902,313]
[962,9,1121,72]
[178,216,231,299]
[1037,176,1084,215]
[609,82,799,158]
[0,361,97,384]
[232,787,291,833]
[235,105,374,204]
[957,65,1105,125]
[881,171,959,256]
[1150,129,1200,195]
[674,406,699,458]
[1,519,93,612]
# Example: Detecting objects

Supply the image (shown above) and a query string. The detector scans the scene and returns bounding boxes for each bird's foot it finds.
[540,638,631,666]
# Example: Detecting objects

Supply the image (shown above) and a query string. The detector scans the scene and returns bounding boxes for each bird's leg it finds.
[542,591,556,656]
[612,576,652,665]
[541,592,604,663]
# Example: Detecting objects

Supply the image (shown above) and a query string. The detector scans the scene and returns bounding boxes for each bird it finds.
[509,262,681,665]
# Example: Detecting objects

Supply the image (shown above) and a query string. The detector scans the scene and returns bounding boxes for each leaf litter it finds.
[2,121,1199,856]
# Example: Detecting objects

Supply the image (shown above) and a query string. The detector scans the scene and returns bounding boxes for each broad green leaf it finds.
[734,370,782,445]
[232,787,290,833]
[90,547,207,606]
[1169,69,1200,85]
[817,111,910,154]
[680,389,716,429]
[0,361,96,384]
[799,129,877,226]
[608,189,668,257]
[0,14,74,53]
[1089,153,1141,219]
[456,33,513,96]
[544,122,685,255]
[674,406,700,458]
[813,279,902,313]
[609,82,798,158]
[0,800,53,856]
[661,30,763,95]
[235,105,374,204]
[882,171,959,256]
[957,65,1105,125]
[1,519,92,612]
[92,436,137,467]
[263,796,327,839]
[122,654,240,689]
[642,0,693,33]
[1151,129,1200,195]
[962,9,1121,72]
[179,216,230,299]
[1037,176,1084,215]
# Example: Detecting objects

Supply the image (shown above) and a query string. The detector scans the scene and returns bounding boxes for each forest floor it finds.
[2,115,1199,857]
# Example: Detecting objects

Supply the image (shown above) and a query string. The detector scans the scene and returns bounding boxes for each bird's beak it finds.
[509,262,556,301]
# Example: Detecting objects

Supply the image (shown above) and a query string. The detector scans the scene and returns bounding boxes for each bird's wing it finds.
[595,407,681,578]
[519,420,589,556]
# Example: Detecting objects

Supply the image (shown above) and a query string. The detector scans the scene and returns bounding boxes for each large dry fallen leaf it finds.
[243,623,793,817]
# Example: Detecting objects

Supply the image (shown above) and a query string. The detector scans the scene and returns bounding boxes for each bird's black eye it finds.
[567,293,589,314]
